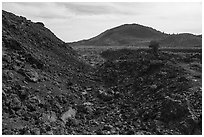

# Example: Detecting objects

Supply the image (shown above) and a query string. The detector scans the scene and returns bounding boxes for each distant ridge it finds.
[68,24,202,48]
[160,33,202,47]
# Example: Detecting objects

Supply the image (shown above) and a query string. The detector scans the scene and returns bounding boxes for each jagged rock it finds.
[83,102,93,106]
[97,88,113,101]
[18,89,28,101]
[3,70,14,81]
[103,124,113,131]
[81,91,88,95]
[150,60,163,65]
[76,102,95,115]
[86,87,92,91]
[24,69,39,82]
[10,94,21,111]
[65,118,80,127]
[31,128,41,135]
[135,131,152,135]
[61,107,77,123]
[2,52,12,63]
[150,84,157,89]
[85,106,94,114]
[46,131,54,135]
[42,111,57,123]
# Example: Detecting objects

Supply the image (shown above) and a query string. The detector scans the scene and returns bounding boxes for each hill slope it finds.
[69,24,167,47]
[68,24,202,48]
[2,10,95,135]
[160,33,202,47]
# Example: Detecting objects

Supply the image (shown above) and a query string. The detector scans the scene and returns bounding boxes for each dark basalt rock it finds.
[35,22,44,27]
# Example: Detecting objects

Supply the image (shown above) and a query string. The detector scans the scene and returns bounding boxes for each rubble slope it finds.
[2,10,97,135]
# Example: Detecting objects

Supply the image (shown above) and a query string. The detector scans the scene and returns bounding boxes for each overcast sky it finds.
[2,2,202,42]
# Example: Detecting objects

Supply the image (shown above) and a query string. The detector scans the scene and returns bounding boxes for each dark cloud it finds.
[56,2,139,16]
[60,3,113,15]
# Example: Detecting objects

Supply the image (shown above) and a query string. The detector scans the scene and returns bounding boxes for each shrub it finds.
[149,40,160,56]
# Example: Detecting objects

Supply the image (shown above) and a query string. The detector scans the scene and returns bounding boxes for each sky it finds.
[2,2,202,42]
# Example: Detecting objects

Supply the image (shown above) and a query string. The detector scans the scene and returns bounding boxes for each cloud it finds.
[56,2,142,16]
[57,3,114,15]
[2,2,202,42]
[3,2,73,20]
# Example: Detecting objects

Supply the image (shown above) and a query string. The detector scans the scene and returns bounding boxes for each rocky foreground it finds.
[2,10,202,135]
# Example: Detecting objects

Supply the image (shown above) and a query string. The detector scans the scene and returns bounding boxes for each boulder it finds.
[61,107,77,123]
[97,88,113,101]
[10,94,21,111]
[24,69,39,82]
[42,111,57,123]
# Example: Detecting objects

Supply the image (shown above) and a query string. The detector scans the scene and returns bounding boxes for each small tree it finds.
[149,40,160,56]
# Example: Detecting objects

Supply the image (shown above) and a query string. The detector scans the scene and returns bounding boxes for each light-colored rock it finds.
[150,84,157,89]
[83,102,93,106]
[42,111,58,123]
[86,87,92,91]
[61,107,76,123]
[81,91,88,95]
[25,69,39,82]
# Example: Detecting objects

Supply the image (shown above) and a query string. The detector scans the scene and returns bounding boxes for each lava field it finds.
[2,10,202,135]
